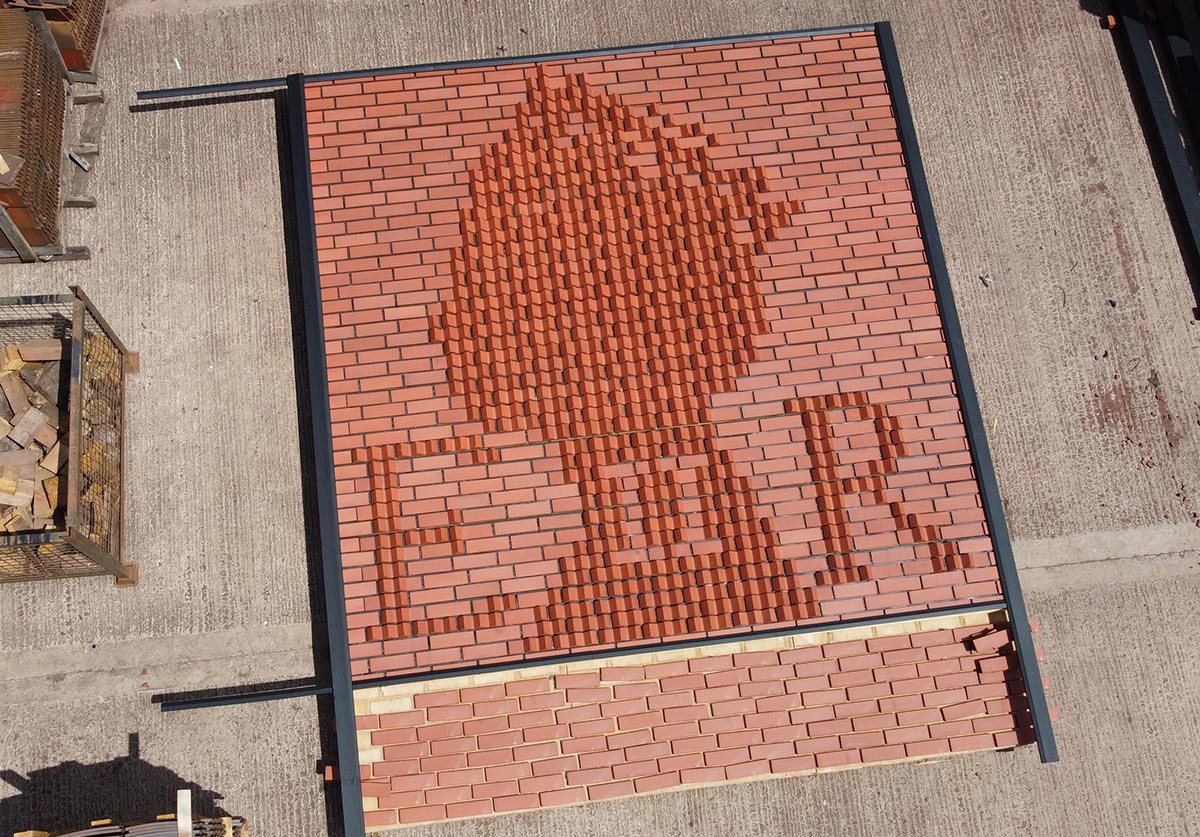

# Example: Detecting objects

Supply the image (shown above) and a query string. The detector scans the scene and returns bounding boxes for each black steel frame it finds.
[159,602,1007,715]
[1110,0,1200,315]
[145,22,1061,834]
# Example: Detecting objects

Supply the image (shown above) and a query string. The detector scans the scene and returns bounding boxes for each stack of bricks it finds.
[353,612,1032,827]
[302,25,1037,827]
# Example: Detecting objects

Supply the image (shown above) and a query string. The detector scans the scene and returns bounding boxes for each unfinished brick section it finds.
[354,614,1031,828]
[304,28,1003,681]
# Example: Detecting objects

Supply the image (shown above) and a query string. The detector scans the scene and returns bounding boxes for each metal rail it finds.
[157,601,1007,713]
[158,682,333,712]
[284,73,366,837]
[134,24,872,101]
[350,601,1007,691]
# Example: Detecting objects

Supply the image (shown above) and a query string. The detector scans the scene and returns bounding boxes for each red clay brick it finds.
[321,27,1036,828]
[541,786,588,806]
[492,794,541,813]
[905,738,953,758]
[949,733,998,753]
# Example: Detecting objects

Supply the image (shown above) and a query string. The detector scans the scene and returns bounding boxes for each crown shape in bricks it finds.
[306,33,1001,678]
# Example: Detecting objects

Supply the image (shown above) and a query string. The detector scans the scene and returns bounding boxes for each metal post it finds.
[285,73,367,837]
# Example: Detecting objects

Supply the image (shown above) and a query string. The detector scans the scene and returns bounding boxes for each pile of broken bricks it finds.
[0,338,67,533]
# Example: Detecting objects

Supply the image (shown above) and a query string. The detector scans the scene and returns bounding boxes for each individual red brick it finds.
[397,805,446,824]
[588,780,636,801]
[793,735,843,756]
[364,810,399,828]
[816,749,862,768]
[949,733,998,753]
[770,753,818,774]
[634,772,683,793]
[969,629,1013,653]
[941,699,988,721]
[541,786,589,806]
[861,744,908,762]
[726,760,774,781]
[905,738,953,758]
[447,799,493,819]
[492,794,541,813]
[680,766,728,785]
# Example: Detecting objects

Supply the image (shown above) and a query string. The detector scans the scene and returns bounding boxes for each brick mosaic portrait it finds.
[305,30,1004,680]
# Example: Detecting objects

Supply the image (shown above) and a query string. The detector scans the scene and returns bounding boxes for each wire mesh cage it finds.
[0,287,134,583]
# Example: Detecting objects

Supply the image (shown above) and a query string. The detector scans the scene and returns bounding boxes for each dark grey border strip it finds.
[284,73,367,837]
[135,24,872,101]
[351,600,1004,691]
[875,21,1058,764]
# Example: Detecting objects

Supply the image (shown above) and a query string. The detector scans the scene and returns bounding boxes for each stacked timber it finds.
[0,337,67,532]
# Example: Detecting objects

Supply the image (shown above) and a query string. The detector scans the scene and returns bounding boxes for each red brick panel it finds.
[356,621,1031,828]
[304,30,1003,679]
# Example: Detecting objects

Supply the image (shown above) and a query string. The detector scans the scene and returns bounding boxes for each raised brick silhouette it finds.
[361,70,972,652]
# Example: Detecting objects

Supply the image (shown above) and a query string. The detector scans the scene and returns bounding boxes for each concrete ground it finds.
[1,0,1198,834]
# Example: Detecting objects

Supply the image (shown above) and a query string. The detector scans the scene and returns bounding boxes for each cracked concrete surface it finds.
[1,0,1199,835]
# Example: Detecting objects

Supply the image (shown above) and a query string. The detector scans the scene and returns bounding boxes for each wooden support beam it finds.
[72,88,104,105]
[0,244,89,264]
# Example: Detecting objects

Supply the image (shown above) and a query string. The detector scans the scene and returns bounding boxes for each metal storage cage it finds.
[0,287,135,584]
[42,0,108,75]
[0,0,108,75]
[0,7,65,248]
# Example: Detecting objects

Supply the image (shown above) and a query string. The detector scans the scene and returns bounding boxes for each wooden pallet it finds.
[62,79,103,207]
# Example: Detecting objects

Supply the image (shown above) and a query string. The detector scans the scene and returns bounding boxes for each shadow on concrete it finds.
[1077,0,1200,317]
[125,87,348,837]
[0,734,227,835]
